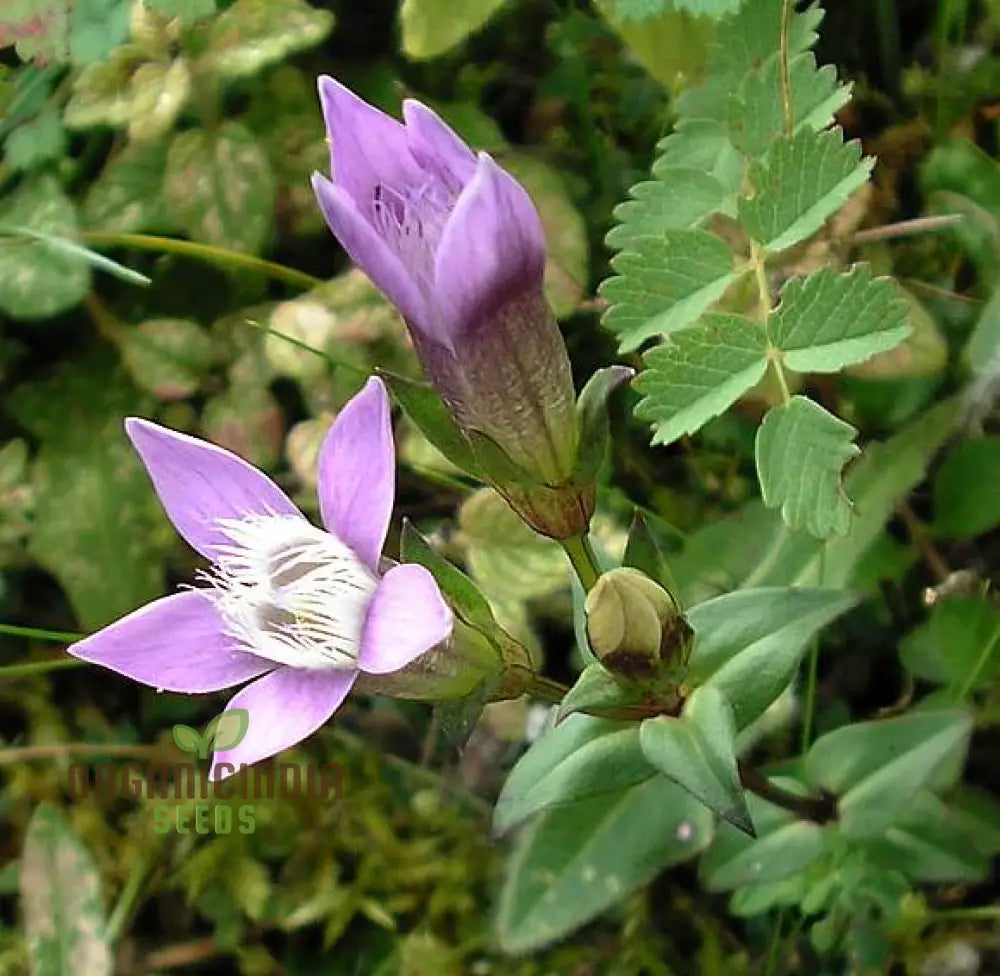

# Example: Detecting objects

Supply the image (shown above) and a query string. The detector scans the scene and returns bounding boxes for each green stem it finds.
[925,905,1000,925]
[0,622,84,643]
[80,233,322,290]
[0,658,87,680]
[106,839,164,944]
[560,534,601,592]
[526,674,572,703]
[778,0,794,135]
[957,619,1000,702]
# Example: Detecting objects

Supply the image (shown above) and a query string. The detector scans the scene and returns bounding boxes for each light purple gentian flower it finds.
[310,77,580,498]
[69,378,452,778]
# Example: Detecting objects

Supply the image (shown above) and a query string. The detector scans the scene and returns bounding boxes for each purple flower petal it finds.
[315,376,395,571]
[68,591,272,693]
[209,666,356,779]
[125,418,302,563]
[433,153,547,340]
[402,100,477,192]
[359,563,453,675]
[317,75,422,213]
[311,174,427,330]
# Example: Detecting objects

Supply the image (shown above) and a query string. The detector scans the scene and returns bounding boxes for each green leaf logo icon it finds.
[171,709,250,760]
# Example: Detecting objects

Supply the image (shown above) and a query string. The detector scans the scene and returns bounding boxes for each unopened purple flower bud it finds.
[311,77,586,536]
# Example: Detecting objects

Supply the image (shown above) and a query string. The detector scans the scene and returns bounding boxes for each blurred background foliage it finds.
[1,0,1000,972]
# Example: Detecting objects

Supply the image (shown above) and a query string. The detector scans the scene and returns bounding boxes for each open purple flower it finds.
[310,77,580,506]
[68,378,452,778]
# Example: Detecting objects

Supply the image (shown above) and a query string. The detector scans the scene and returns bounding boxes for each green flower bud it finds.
[584,568,690,680]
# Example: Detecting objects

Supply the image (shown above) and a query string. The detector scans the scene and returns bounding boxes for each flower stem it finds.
[106,838,164,944]
[738,763,836,823]
[80,233,322,290]
[0,658,86,680]
[560,534,601,592]
[0,622,84,643]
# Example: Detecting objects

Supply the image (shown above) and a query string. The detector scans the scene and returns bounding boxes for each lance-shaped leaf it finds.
[555,662,653,724]
[635,313,768,445]
[699,777,832,891]
[573,365,635,484]
[495,774,714,953]
[768,267,911,373]
[493,714,656,835]
[755,396,859,538]
[600,230,740,352]
[862,791,988,884]
[685,586,858,729]
[20,804,112,976]
[804,709,973,839]
[380,370,481,478]
[739,128,873,253]
[639,686,753,834]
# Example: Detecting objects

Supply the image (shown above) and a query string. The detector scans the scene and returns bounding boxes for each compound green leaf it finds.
[601,230,739,352]
[755,396,859,538]
[739,129,873,253]
[635,313,767,445]
[768,267,911,373]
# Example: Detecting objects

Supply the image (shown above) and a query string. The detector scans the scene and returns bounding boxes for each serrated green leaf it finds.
[654,120,744,198]
[805,709,973,839]
[755,396,859,538]
[0,175,90,320]
[493,715,656,835]
[728,52,850,159]
[164,122,274,255]
[606,169,728,250]
[768,266,911,373]
[82,140,173,234]
[933,437,1000,539]
[399,0,505,59]
[20,804,112,976]
[601,230,739,352]
[635,313,767,445]
[739,129,873,252]
[610,0,742,18]
[685,586,858,729]
[640,686,753,833]
[495,774,713,953]
[200,0,333,79]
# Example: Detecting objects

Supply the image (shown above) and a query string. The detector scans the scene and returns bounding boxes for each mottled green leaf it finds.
[82,140,173,234]
[20,804,112,976]
[755,396,859,538]
[635,313,767,445]
[120,318,214,400]
[146,0,216,23]
[200,0,333,79]
[164,122,274,255]
[0,175,90,320]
